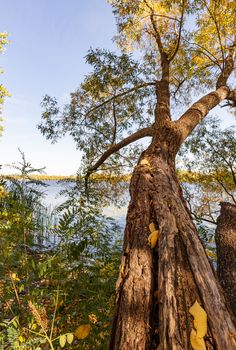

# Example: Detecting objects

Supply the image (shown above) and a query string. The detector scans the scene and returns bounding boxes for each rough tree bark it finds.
[73,33,236,348]
[106,49,236,347]
[216,202,236,319]
[109,123,236,350]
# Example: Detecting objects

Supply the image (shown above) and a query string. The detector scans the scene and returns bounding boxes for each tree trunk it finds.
[109,136,236,349]
[216,202,236,319]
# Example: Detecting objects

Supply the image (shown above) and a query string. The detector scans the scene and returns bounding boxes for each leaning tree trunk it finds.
[216,202,236,319]
[109,132,236,350]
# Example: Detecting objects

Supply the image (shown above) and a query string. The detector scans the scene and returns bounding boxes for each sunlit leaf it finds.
[148,230,159,248]
[74,324,91,339]
[18,335,25,343]
[67,333,74,344]
[89,313,98,324]
[189,300,207,337]
[190,329,206,350]
[59,334,66,348]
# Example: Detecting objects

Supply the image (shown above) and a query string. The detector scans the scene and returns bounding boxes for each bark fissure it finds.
[216,202,236,320]
[109,141,236,349]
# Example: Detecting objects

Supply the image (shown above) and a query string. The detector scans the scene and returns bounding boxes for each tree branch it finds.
[191,211,216,225]
[169,0,185,62]
[85,126,154,184]
[151,14,181,23]
[111,99,117,144]
[215,178,236,205]
[203,0,225,66]
[176,86,230,142]
[86,82,156,115]
[149,13,164,54]
[183,39,222,69]
[227,89,236,104]
[216,55,234,88]
[143,0,166,57]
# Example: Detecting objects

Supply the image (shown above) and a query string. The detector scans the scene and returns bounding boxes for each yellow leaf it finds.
[148,230,159,248]
[190,329,206,350]
[205,249,217,260]
[59,334,66,348]
[11,273,20,281]
[149,222,156,233]
[18,335,25,343]
[189,300,207,338]
[89,313,98,324]
[74,324,91,339]
[67,333,74,344]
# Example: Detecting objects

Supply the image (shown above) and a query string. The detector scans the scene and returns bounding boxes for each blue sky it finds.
[0,0,117,174]
[0,1,235,175]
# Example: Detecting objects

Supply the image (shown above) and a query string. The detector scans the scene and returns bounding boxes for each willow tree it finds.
[39,1,236,349]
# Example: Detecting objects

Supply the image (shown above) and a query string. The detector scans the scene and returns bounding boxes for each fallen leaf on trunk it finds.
[189,300,207,350]
[148,230,159,248]
[190,329,206,350]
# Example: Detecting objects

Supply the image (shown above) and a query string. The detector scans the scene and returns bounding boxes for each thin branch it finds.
[206,199,218,224]
[86,82,156,115]
[191,211,216,225]
[143,0,165,55]
[172,62,216,98]
[215,178,236,205]
[151,13,181,23]
[149,13,165,54]
[169,0,185,62]
[183,39,222,69]
[203,0,225,67]
[131,13,181,29]
[227,89,236,103]
[172,78,186,97]
[194,49,222,69]
[85,126,154,185]
[84,124,108,140]
[112,99,117,144]
[229,164,236,187]
[216,37,235,88]
[207,138,232,169]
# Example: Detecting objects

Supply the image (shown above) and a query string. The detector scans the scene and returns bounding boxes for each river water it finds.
[37,180,216,254]
[41,180,128,228]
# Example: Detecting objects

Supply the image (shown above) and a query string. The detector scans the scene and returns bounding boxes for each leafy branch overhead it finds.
[39,0,236,182]
[39,49,156,174]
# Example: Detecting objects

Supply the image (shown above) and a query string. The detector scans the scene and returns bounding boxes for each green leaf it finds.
[39,338,47,344]
[12,318,18,329]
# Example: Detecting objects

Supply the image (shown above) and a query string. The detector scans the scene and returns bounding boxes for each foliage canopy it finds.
[39,0,236,183]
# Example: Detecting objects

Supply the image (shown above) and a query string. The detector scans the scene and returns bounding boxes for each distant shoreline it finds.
[1,173,131,182]
[1,170,235,187]
[1,174,77,181]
